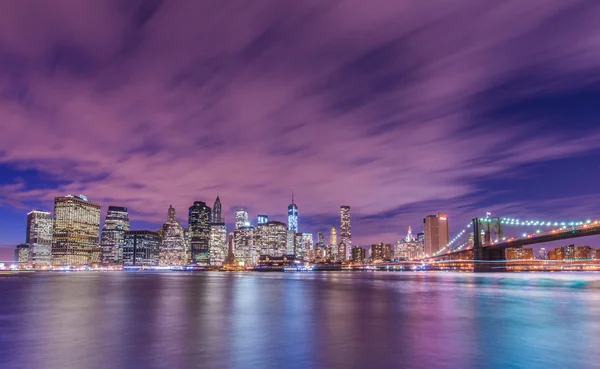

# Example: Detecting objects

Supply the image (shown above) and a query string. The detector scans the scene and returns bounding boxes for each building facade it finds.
[188,201,212,265]
[100,206,130,266]
[158,205,186,266]
[258,221,287,256]
[209,223,227,265]
[340,206,351,260]
[352,246,366,263]
[52,195,101,266]
[15,243,30,264]
[123,230,161,267]
[234,226,255,265]
[235,208,249,230]
[26,210,53,266]
[371,243,393,262]
[423,213,449,256]
[212,196,223,224]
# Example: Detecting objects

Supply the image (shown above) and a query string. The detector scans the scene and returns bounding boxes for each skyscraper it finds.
[188,201,212,265]
[330,225,337,246]
[26,210,53,267]
[52,195,101,266]
[257,214,269,225]
[123,230,160,267]
[288,193,298,233]
[209,223,227,265]
[158,205,186,266]
[340,206,351,260]
[329,224,338,260]
[212,196,223,224]
[371,243,393,262]
[299,233,313,261]
[423,213,449,256]
[257,221,287,256]
[100,206,130,266]
[234,226,254,265]
[235,208,249,230]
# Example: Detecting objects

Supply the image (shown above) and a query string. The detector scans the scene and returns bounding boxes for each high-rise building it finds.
[317,231,325,247]
[52,195,101,266]
[301,233,313,257]
[158,205,186,266]
[340,206,351,260]
[294,232,303,259]
[371,243,393,262]
[15,243,30,264]
[417,232,424,243]
[352,246,366,263]
[26,210,53,267]
[395,226,424,260]
[330,225,337,246]
[209,223,227,265]
[188,201,212,265]
[257,214,269,225]
[258,221,287,256]
[288,194,298,233]
[100,206,130,266]
[212,196,223,224]
[423,213,449,256]
[123,230,160,267]
[224,233,236,265]
[235,208,249,230]
[538,248,548,260]
[328,225,338,260]
[338,242,347,261]
[234,226,255,265]
[286,230,296,255]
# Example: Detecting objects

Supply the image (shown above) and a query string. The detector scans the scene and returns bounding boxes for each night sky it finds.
[1,1,600,260]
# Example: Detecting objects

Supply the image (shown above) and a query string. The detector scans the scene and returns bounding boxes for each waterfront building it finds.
[15,243,30,264]
[212,196,223,224]
[301,233,313,261]
[209,223,227,265]
[340,206,351,260]
[423,213,449,256]
[188,201,212,265]
[224,233,236,265]
[158,205,186,266]
[288,193,298,233]
[235,208,249,230]
[256,221,287,256]
[352,246,366,263]
[123,230,160,267]
[257,254,297,269]
[538,248,548,260]
[234,226,255,265]
[505,248,534,260]
[547,245,597,260]
[317,231,325,248]
[329,225,338,260]
[100,206,130,266]
[26,210,53,266]
[338,242,347,261]
[52,195,101,266]
[395,226,424,260]
[371,243,393,263]
[286,230,296,255]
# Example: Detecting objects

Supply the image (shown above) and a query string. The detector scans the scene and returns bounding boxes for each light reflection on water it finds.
[1,271,600,369]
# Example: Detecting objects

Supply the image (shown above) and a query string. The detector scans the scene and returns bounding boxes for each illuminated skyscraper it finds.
[317,231,325,247]
[234,226,255,265]
[423,213,449,256]
[100,206,130,266]
[329,225,338,260]
[330,225,337,246]
[212,196,223,223]
[352,246,366,263]
[15,244,30,264]
[286,230,295,255]
[158,205,186,266]
[340,206,351,259]
[257,221,286,256]
[188,201,212,265]
[395,227,424,260]
[26,210,53,266]
[257,214,269,225]
[52,195,101,266]
[209,223,227,265]
[235,208,249,230]
[299,233,313,260]
[288,193,298,232]
[123,230,160,267]
[371,243,393,262]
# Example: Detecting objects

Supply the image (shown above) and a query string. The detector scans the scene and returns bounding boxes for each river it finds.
[2,271,600,369]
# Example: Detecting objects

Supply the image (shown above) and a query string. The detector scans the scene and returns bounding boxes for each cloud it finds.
[1,0,600,246]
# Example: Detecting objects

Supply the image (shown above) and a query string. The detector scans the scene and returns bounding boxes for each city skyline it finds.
[1,1,600,259]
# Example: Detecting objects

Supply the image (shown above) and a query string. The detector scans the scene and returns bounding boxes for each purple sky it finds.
[1,1,600,259]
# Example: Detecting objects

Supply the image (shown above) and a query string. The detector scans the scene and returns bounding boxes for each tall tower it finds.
[52,194,101,266]
[212,196,223,224]
[235,208,249,230]
[340,206,351,260]
[100,206,130,265]
[330,225,337,246]
[26,210,53,266]
[188,201,212,265]
[288,192,298,233]
[423,213,449,256]
[159,205,186,266]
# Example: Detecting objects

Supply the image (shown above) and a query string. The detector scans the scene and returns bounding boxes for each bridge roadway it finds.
[427,222,600,262]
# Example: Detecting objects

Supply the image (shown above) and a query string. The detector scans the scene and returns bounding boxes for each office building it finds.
[123,230,160,267]
[505,248,534,260]
[395,226,424,260]
[352,246,366,263]
[209,223,227,266]
[212,196,223,224]
[234,226,255,265]
[15,243,30,264]
[52,195,101,266]
[188,201,212,265]
[301,233,313,261]
[340,206,351,260]
[235,208,249,230]
[100,206,130,266]
[257,214,269,225]
[258,221,287,256]
[329,225,338,260]
[338,242,347,261]
[288,194,298,233]
[158,205,186,266]
[423,213,449,256]
[26,210,53,266]
[371,243,393,262]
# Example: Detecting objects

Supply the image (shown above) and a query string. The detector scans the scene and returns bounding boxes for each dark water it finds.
[2,271,600,369]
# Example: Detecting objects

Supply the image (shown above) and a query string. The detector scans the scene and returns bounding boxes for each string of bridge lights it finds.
[497,218,595,227]
[434,222,472,256]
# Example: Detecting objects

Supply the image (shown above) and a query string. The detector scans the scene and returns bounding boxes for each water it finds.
[2,271,600,369]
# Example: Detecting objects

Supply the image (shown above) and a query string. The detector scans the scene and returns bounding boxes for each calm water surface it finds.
[2,271,600,369]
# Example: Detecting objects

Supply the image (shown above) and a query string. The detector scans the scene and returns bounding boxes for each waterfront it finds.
[2,272,600,369]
